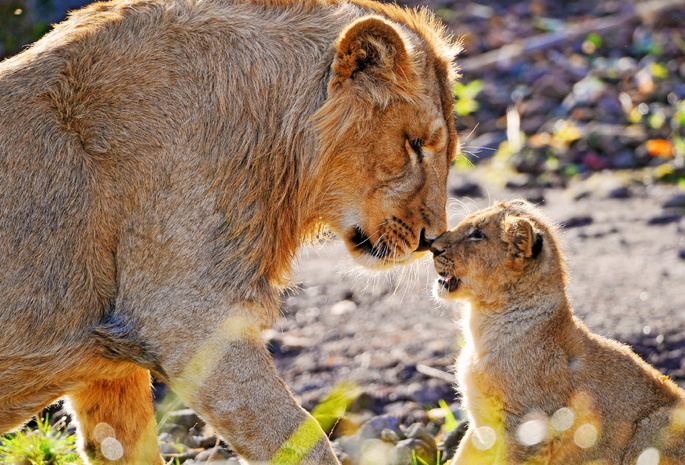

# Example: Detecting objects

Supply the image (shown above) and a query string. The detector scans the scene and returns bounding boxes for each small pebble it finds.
[561,216,593,229]
[647,212,681,225]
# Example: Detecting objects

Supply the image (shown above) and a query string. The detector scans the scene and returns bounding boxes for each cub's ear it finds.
[331,16,415,93]
[502,215,543,264]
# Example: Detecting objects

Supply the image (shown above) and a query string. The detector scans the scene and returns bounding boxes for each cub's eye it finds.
[408,138,425,162]
[468,229,486,240]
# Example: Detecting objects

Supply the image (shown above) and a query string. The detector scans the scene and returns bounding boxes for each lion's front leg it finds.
[68,367,163,465]
[162,318,340,465]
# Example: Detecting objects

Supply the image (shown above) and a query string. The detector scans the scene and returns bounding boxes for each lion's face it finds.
[312,15,459,269]
[431,200,548,302]
[332,103,452,268]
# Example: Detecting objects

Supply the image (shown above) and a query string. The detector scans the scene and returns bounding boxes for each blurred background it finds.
[1,0,684,463]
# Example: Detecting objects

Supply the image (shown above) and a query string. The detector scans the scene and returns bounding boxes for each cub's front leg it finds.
[450,427,508,465]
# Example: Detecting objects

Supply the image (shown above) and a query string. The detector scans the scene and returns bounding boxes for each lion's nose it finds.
[414,229,433,252]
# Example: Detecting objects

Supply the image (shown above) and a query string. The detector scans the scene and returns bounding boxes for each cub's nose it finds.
[430,232,449,256]
[430,245,444,257]
[414,228,434,252]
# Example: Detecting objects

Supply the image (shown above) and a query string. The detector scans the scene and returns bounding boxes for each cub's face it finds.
[431,201,545,302]
[315,15,459,269]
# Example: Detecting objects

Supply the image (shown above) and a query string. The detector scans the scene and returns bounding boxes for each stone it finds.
[193,447,234,463]
[405,423,437,450]
[663,194,685,209]
[439,421,469,462]
[647,212,681,225]
[358,415,403,441]
[390,438,437,465]
[165,409,205,429]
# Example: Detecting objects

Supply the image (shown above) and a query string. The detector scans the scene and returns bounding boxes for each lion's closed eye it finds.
[468,229,486,240]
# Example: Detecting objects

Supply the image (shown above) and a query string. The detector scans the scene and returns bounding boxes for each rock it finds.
[174,451,200,463]
[381,428,402,444]
[405,423,437,450]
[439,421,470,462]
[159,442,189,455]
[647,212,682,225]
[679,249,685,260]
[198,435,221,449]
[505,173,536,190]
[450,181,483,198]
[359,438,394,464]
[389,438,438,465]
[358,415,403,441]
[612,150,640,170]
[663,193,685,209]
[193,446,234,463]
[384,401,430,426]
[332,442,353,465]
[331,300,357,316]
[165,409,204,430]
[569,76,606,106]
[158,432,174,443]
[408,379,453,407]
[561,216,593,229]
[347,391,384,415]
[607,185,631,199]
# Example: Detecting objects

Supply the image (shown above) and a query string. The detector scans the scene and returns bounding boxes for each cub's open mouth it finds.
[438,276,459,292]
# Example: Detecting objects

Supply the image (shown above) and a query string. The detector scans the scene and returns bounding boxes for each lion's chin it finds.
[348,248,422,270]
[344,226,424,269]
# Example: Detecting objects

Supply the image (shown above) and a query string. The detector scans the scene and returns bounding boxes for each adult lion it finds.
[0,0,460,462]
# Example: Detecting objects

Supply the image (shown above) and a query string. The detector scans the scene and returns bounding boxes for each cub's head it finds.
[312,11,461,269]
[431,200,568,304]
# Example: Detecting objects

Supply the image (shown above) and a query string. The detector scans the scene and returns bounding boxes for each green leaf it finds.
[650,62,668,79]
[586,32,603,48]
[311,381,360,433]
[439,399,458,433]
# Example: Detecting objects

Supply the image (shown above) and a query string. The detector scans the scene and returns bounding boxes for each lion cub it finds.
[431,199,685,464]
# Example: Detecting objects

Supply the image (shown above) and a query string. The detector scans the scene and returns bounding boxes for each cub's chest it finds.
[457,344,507,424]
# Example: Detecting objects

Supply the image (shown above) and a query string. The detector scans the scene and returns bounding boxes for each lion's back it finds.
[0,0,351,345]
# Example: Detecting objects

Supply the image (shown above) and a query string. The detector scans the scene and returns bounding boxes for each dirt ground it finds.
[271,170,685,416]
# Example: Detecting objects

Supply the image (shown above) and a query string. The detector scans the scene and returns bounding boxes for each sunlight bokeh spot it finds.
[573,423,598,449]
[101,437,124,461]
[516,419,547,446]
[551,407,575,432]
[359,439,393,465]
[671,403,685,431]
[636,447,660,465]
[471,426,497,451]
[93,422,115,442]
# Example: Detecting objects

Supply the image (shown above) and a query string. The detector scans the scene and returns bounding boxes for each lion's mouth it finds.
[438,275,460,293]
[413,229,432,252]
[351,226,392,259]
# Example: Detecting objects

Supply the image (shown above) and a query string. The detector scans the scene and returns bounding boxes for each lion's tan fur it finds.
[432,200,685,464]
[0,0,460,462]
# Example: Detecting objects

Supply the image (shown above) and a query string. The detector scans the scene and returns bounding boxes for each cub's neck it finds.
[463,283,574,357]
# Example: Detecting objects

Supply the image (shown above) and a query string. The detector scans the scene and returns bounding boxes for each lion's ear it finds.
[331,16,415,93]
[502,215,543,264]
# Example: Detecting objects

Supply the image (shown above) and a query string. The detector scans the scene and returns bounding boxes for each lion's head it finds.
[431,200,568,304]
[311,10,460,269]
